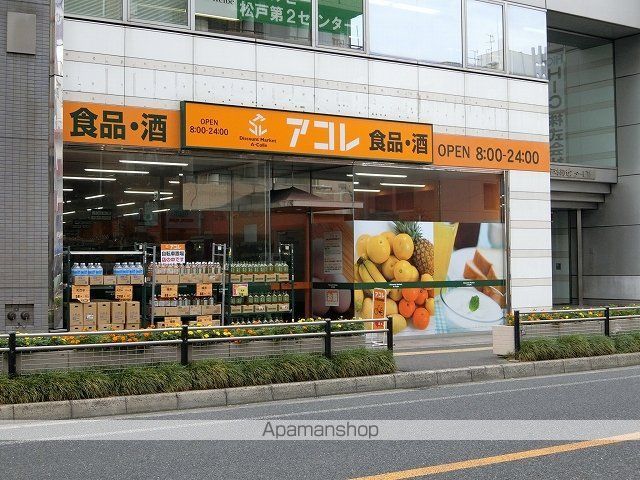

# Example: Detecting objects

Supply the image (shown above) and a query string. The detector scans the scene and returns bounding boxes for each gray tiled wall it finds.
[0,0,52,331]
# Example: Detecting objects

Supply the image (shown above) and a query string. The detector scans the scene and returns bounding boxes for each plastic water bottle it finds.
[137,262,144,275]
[113,262,121,276]
[79,263,88,275]
[88,263,96,276]
[96,263,103,276]
[71,262,80,278]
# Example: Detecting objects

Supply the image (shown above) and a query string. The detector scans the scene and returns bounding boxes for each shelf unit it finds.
[225,243,295,325]
[148,243,227,327]
[63,245,151,330]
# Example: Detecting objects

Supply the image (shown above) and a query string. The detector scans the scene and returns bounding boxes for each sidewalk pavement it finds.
[393,332,511,371]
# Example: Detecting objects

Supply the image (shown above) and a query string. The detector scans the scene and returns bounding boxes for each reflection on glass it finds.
[369,0,462,66]
[66,0,123,19]
[547,32,616,168]
[195,0,312,45]
[130,0,188,25]
[318,0,364,50]
[466,0,503,70]
[507,6,546,78]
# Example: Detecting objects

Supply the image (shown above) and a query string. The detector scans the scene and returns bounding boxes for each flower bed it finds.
[505,305,640,326]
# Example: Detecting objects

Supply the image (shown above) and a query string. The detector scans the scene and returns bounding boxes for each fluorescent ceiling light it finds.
[62,211,75,215]
[178,173,184,177]
[63,176,116,181]
[346,174,354,177]
[353,181,360,185]
[85,168,149,175]
[152,208,171,213]
[355,173,407,178]
[86,207,103,211]
[122,212,139,217]
[63,188,73,192]
[159,196,173,201]
[84,194,106,200]
[380,183,426,188]
[65,200,71,204]
[354,188,381,193]
[168,180,180,184]
[120,160,188,167]
[124,190,172,195]
[116,202,135,207]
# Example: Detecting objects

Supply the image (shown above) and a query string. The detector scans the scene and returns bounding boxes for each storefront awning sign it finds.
[181,101,434,163]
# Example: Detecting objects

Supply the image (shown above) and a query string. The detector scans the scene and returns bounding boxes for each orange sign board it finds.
[433,134,550,172]
[372,288,387,329]
[63,101,180,149]
[160,284,178,299]
[196,283,213,297]
[71,285,90,303]
[115,285,133,301]
[182,102,434,163]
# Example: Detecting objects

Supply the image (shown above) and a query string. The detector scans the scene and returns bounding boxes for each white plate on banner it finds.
[440,287,503,331]
[447,247,476,281]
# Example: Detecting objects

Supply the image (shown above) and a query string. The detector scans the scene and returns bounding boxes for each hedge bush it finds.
[0,349,395,405]
[517,333,633,362]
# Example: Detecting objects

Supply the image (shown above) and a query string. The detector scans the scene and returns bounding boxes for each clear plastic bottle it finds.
[71,262,80,278]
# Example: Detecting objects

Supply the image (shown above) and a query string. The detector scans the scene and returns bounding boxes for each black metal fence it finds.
[1,318,393,376]
[513,307,640,352]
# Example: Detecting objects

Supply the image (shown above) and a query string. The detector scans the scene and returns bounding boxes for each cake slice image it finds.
[463,248,505,307]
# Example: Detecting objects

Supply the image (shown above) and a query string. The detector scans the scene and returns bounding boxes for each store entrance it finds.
[551,210,579,305]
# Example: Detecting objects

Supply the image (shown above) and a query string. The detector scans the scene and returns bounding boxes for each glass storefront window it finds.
[507,5,546,78]
[547,31,616,168]
[466,0,503,71]
[195,0,312,45]
[318,0,364,50]
[130,0,188,26]
[66,0,123,20]
[369,0,462,66]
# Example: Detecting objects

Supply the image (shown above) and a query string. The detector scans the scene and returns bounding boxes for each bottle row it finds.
[71,262,145,277]
[229,261,289,275]
[229,292,290,305]
[229,316,289,325]
[152,295,218,307]
[149,262,223,276]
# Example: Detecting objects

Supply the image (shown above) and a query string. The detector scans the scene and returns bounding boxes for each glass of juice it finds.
[433,222,459,294]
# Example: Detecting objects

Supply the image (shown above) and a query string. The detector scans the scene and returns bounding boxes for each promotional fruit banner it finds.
[353,221,506,336]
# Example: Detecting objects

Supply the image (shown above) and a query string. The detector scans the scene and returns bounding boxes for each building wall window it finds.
[195,0,312,45]
[318,0,364,50]
[547,31,616,168]
[369,0,462,66]
[130,0,188,26]
[507,5,546,78]
[466,0,504,71]
[65,0,123,20]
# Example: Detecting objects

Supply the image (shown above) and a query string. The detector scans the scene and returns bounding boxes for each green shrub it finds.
[0,349,395,405]
[614,334,640,354]
[517,338,566,362]
[518,333,630,361]
[585,335,616,356]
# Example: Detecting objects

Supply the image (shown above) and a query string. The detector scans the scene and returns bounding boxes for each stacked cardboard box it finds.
[68,300,141,331]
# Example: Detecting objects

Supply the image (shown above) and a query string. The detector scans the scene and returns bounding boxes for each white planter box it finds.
[492,325,514,356]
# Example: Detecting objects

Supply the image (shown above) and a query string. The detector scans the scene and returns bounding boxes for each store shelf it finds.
[152,314,221,318]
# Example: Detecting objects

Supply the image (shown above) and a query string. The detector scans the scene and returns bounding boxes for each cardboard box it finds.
[176,306,190,316]
[83,324,96,331]
[229,274,242,283]
[241,274,255,283]
[68,303,83,326]
[89,275,104,285]
[200,304,215,316]
[111,302,126,323]
[189,305,202,316]
[110,323,124,330]
[125,301,140,323]
[83,302,97,324]
[230,305,242,314]
[73,276,89,285]
[153,306,167,317]
[266,304,278,313]
[125,322,140,330]
[165,306,180,317]
[212,303,222,315]
[179,274,196,284]
[253,274,266,282]
[196,315,213,326]
[164,317,181,327]
[242,304,255,313]
[97,302,111,324]
[265,273,278,283]
[155,321,165,328]
[278,303,290,312]
[116,275,131,285]
[102,275,116,285]
[154,274,168,284]
[130,274,144,285]
[205,273,222,284]
[166,274,180,284]
[98,324,111,331]
[277,273,290,282]
[70,325,83,332]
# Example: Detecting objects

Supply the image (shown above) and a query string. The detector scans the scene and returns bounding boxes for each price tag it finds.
[325,290,339,307]
[372,288,387,329]
[115,285,133,301]
[161,284,178,298]
[71,285,90,303]
[196,283,213,297]
[232,283,249,297]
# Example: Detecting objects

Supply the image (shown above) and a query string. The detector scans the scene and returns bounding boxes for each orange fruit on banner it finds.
[401,288,420,303]
[412,308,430,330]
[398,299,416,318]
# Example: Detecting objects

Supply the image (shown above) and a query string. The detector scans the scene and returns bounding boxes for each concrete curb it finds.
[4,353,640,420]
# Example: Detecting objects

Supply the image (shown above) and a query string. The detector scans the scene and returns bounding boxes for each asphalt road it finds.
[2,366,640,480]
